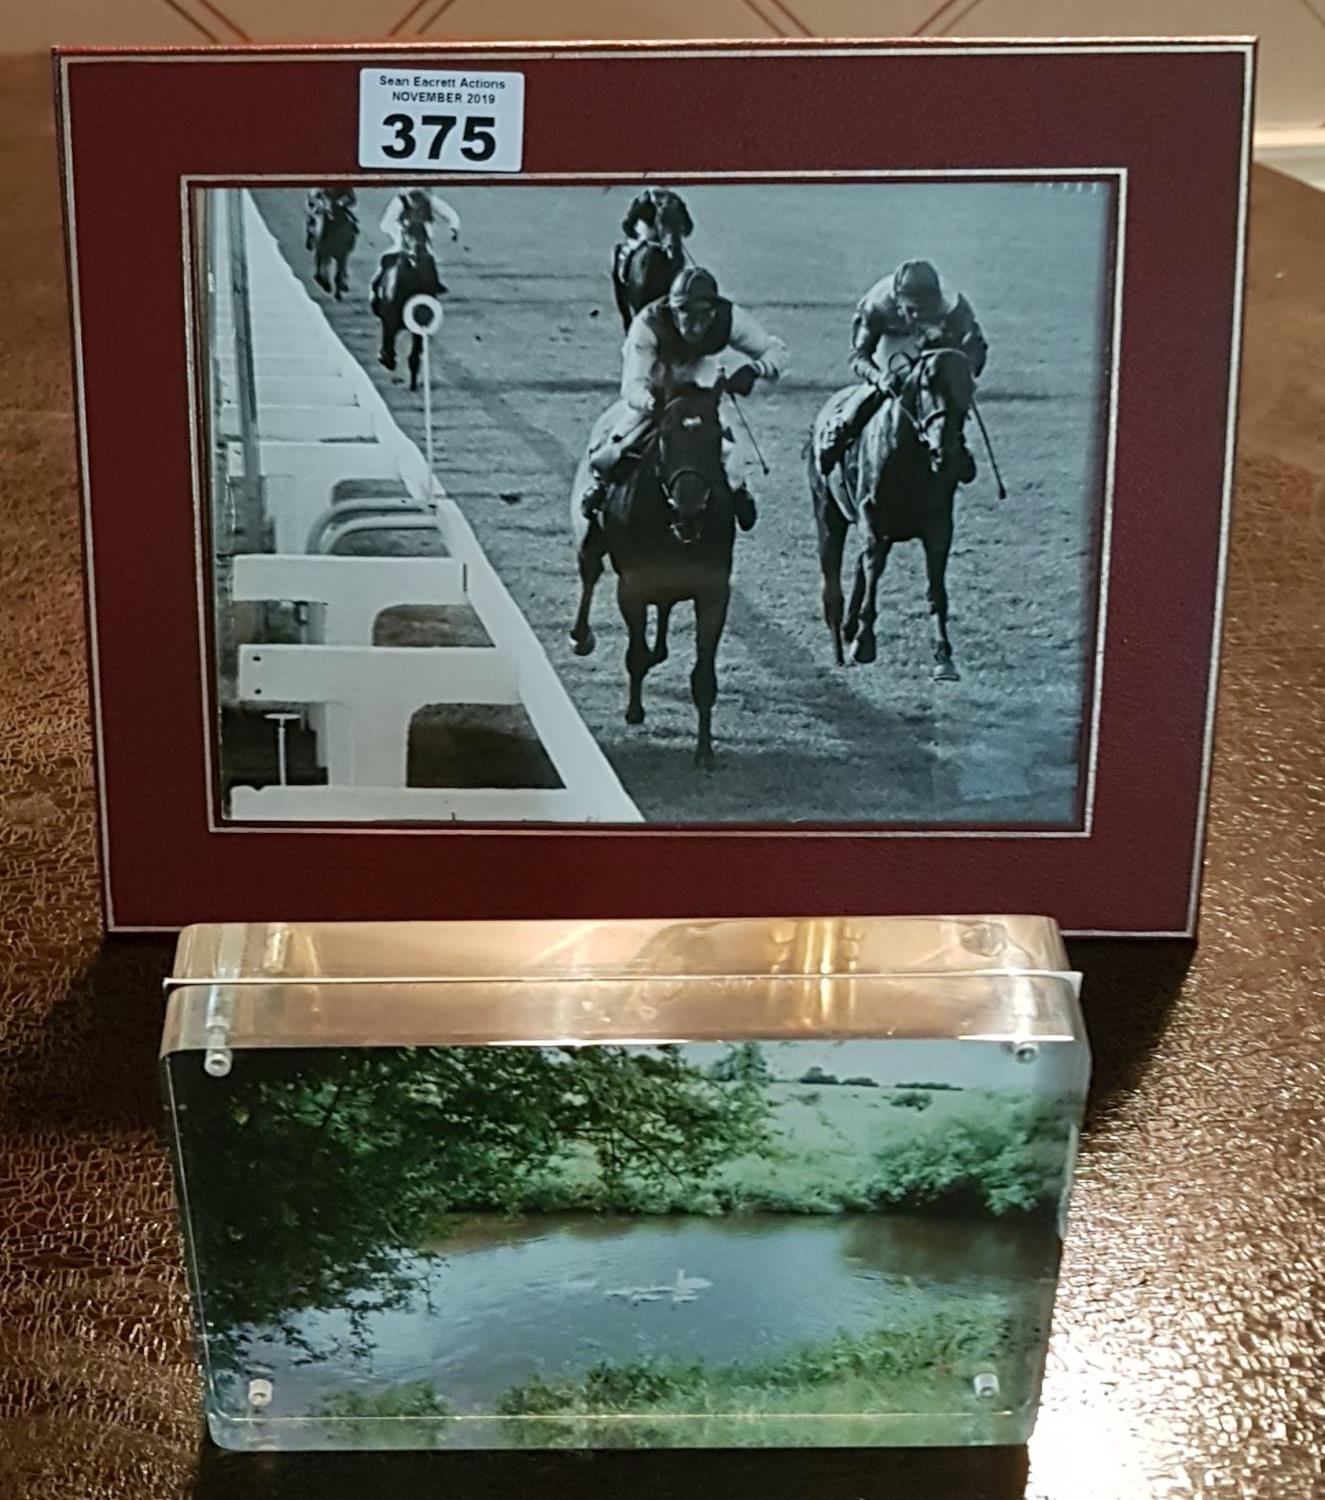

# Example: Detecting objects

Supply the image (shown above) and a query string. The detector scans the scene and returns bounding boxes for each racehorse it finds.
[569,383,736,769]
[610,189,694,332]
[369,220,442,392]
[808,348,976,680]
[306,190,358,301]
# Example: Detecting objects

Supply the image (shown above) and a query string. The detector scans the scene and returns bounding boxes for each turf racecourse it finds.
[252,183,1109,825]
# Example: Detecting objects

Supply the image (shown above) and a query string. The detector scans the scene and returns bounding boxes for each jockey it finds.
[611,187,694,333]
[304,186,357,246]
[379,187,461,254]
[819,259,988,480]
[619,187,694,246]
[581,265,786,532]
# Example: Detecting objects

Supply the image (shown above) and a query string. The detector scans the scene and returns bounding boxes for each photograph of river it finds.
[170,1038,1082,1449]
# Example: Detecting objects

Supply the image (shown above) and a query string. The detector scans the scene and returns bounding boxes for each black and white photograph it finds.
[201,176,1115,829]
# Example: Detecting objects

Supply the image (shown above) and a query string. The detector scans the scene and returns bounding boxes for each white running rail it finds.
[214,189,641,824]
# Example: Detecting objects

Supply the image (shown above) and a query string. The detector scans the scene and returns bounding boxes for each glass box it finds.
[162,915,1088,1451]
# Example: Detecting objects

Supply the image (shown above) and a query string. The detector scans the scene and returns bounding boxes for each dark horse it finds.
[610,189,694,333]
[369,221,442,392]
[809,348,976,679]
[305,189,358,300]
[570,384,735,769]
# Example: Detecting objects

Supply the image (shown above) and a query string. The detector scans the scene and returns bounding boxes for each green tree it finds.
[707,1042,770,1086]
[548,1045,767,1198]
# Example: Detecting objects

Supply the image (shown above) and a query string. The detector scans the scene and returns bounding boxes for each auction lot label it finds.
[359,68,525,172]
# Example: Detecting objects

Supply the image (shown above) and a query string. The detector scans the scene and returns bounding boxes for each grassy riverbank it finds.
[313,1300,1036,1449]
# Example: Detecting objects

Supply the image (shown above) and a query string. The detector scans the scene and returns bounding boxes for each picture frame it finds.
[162,914,1089,1450]
[55,37,1253,935]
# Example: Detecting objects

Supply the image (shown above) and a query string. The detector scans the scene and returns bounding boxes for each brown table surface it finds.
[1,51,1322,1500]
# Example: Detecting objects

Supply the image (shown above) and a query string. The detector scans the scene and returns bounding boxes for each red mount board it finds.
[55,39,1252,935]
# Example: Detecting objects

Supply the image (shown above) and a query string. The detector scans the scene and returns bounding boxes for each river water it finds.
[236,1211,1058,1417]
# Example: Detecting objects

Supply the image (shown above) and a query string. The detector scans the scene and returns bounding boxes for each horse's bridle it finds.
[655,409,718,538]
[890,349,960,460]
[659,466,713,510]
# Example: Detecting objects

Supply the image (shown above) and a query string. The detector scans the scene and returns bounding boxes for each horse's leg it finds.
[334,247,349,300]
[379,317,396,372]
[924,510,960,682]
[570,526,605,656]
[611,263,635,335]
[408,333,423,392]
[691,588,730,771]
[313,243,331,293]
[620,583,651,725]
[650,601,673,668]
[813,466,848,666]
[852,518,892,667]
[843,551,866,644]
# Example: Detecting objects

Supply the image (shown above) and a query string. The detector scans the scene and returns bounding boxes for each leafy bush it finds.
[318,1381,452,1419]
[868,1091,1071,1221]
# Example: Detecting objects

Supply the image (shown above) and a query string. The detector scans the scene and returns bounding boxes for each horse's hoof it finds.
[570,629,596,657]
[852,636,877,666]
[694,748,716,772]
[933,660,961,682]
[626,705,645,726]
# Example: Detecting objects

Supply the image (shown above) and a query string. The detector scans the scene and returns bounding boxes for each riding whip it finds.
[970,398,1008,500]
[726,389,771,477]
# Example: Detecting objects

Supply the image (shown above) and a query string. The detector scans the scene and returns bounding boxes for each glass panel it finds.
[163,918,1087,1450]
[166,1036,1083,1450]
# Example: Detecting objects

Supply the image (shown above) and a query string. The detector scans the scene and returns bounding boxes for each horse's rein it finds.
[659,466,713,508]
[888,348,960,447]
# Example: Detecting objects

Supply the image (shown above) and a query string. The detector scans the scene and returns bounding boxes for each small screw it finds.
[973,1372,1000,1399]
[1013,1042,1039,1065]
[203,1021,232,1078]
[247,1378,273,1410]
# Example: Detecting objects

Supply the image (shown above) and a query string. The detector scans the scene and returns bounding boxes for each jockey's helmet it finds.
[669,266,719,309]
[893,260,944,323]
[405,188,432,217]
